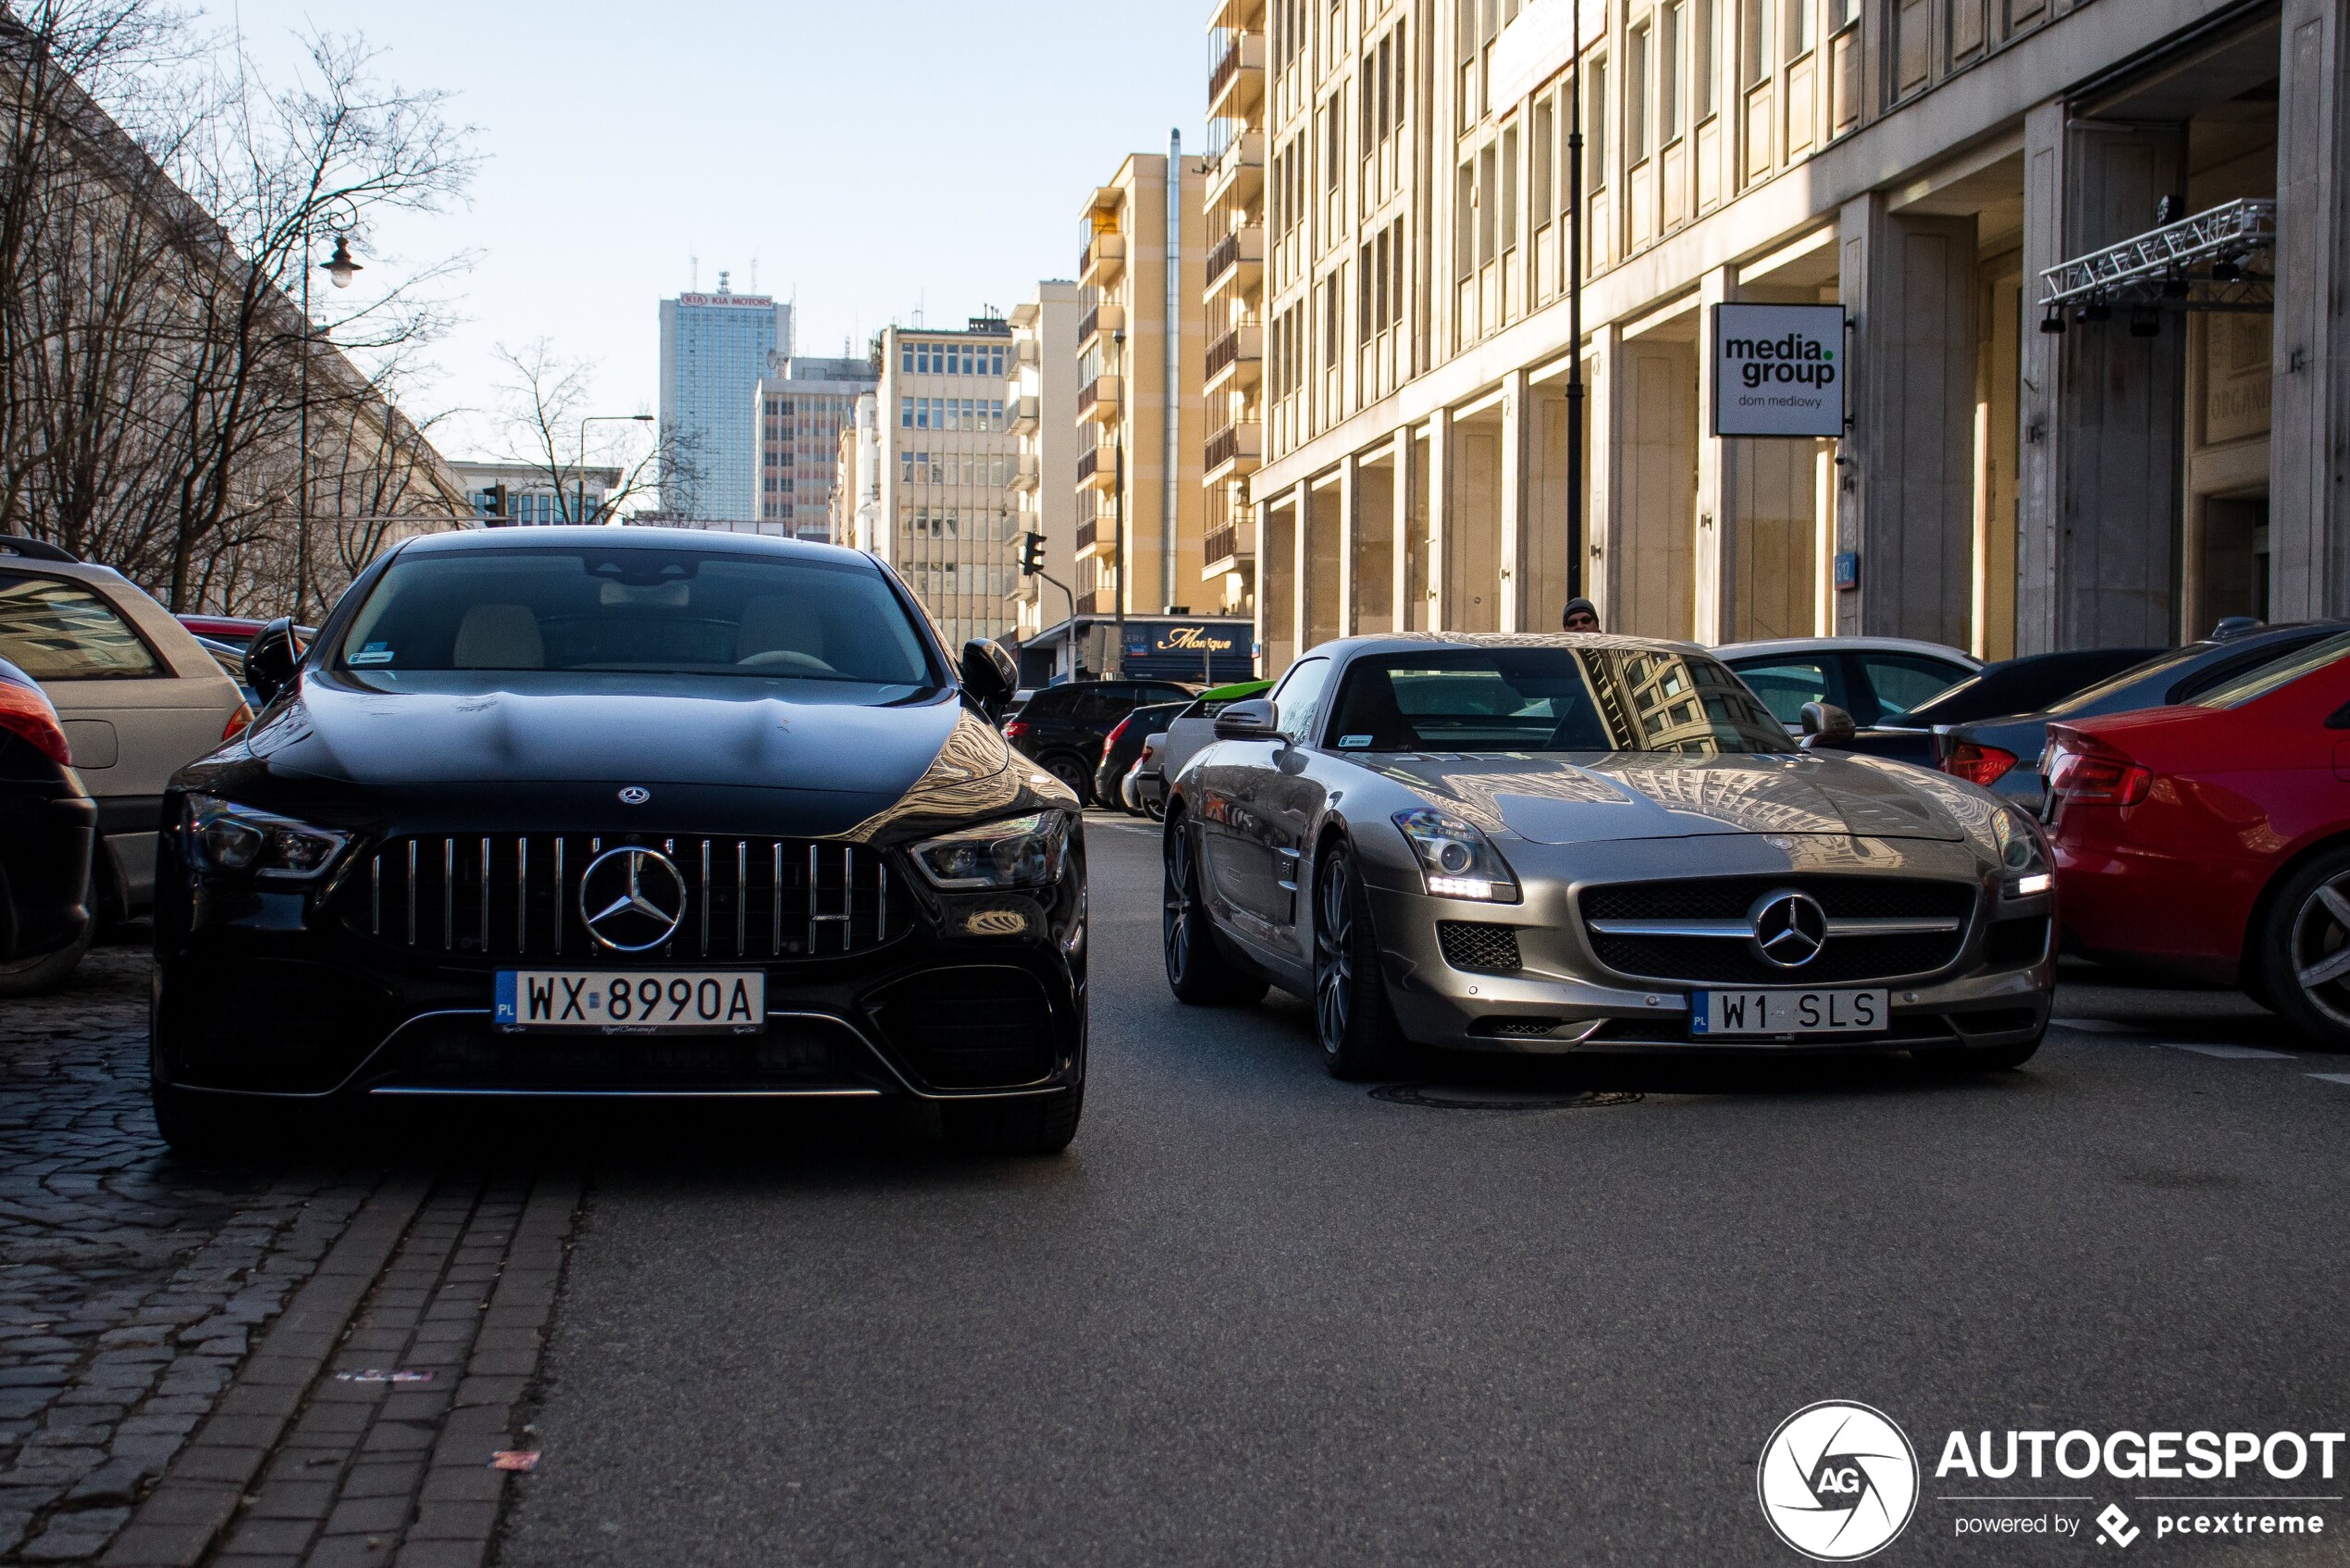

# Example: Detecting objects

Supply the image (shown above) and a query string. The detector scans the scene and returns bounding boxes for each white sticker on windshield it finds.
[352,643,393,666]
[1339,734,1373,748]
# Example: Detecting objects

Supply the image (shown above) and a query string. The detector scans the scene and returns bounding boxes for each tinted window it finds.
[1020,685,1083,717]
[339,549,935,696]
[1270,657,1333,743]
[1727,657,1835,726]
[1071,687,1133,723]
[1854,652,1968,722]
[0,574,160,680]
[1326,648,1787,755]
[2045,645,2216,716]
[2188,631,2350,709]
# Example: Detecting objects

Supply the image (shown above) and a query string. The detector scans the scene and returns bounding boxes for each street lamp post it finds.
[1566,37,1587,605]
[298,225,362,620]
[576,414,656,524]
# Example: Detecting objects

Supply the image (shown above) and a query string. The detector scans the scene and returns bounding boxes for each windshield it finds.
[336,547,938,696]
[1324,648,1788,755]
[2188,630,2350,709]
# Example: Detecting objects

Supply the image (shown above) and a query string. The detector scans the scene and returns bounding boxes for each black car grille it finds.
[377,1014,883,1092]
[867,967,1060,1089]
[1578,876,1976,987]
[1439,922,1525,974]
[345,833,912,962]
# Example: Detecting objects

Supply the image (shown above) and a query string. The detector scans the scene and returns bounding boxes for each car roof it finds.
[1307,631,1711,661]
[393,524,881,571]
[1715,636,1982,667]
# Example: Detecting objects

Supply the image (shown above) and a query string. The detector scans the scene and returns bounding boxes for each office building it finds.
[873,315,1021,648]
[756,355,879,540]
[1005,283,1083,662]
[448,460,624,526]
[658,277,792,522]
[1219,0,2346,676]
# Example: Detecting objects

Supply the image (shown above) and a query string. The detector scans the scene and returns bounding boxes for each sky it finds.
[220,0,1206,463]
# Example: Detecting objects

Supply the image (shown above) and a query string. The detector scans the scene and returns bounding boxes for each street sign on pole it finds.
[1711,304,1847,438]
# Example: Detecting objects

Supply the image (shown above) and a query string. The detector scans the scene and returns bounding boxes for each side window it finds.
[0,573,160,680]
[1270,657,1333,744]
[1853,653,1968,723]
[1727,658,1835,727]
[1074,688,1131,723]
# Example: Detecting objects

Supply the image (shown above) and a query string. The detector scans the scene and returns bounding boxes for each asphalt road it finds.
[498,815,2350,1568]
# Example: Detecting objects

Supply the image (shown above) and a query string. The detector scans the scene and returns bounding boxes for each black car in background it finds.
[1938,622,2345,809]
[1803,647,2161,767]
[153,528,1088,1156]
[1003,678,1195,805]
[0,658,96,996]
[1093,700,1190,813]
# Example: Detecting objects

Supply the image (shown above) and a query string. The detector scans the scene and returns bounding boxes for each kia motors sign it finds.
[1712,303,1847,438]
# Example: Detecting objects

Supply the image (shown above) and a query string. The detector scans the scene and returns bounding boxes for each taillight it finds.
[1942,741,2019,788]
[2047,739,2152,807]
[223,705,254,741]
[1004,720,1032,742]
[0,681,71,767]
[1104,715,1133,749]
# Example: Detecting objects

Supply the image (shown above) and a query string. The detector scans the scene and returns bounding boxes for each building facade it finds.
[447,461,624,526]
[658,278,792,523]
[1221,0,2349,677]
[1007,283,1083,648]
[873,317,1022,648]
[755,355,878,540]
[1074,149,1218,648]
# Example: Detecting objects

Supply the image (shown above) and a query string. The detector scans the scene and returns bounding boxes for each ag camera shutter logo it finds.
[1758,1401,1920,1561]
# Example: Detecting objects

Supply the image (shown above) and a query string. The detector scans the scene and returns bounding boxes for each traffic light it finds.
[1019,532,1045,576]
[475,484,511,526]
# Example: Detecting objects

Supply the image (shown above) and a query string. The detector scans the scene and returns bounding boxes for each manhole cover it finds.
[1370,1084,1642,1112]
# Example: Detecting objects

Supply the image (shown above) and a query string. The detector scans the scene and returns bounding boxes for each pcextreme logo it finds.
[1758,1401,1922,1562]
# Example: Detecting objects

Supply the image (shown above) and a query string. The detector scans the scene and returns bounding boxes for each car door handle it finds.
[1275,845,1301,892]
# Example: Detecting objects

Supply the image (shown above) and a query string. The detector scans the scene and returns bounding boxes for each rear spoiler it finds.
[0,534,79,563]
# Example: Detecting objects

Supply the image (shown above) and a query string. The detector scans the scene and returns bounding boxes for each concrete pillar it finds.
[1693,267,1737,644]
[1290,479,1311,666]
[1840,192,1979,648]
[2271,0,2350,620]
[1391,426,1414,632]
[2016,104,2186,649]
[1589,326,1623,629]
[1427,407,1453,630]
[1499,368,1530,629]
[1336,451,1360,636]
[1252,494,1271,676]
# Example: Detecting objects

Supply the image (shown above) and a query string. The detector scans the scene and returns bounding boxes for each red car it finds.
[176,614,315,647]
[2045,629,2350,1045]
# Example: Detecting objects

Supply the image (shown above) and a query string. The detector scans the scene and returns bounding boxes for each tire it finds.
[1041,753,1093,807]
[1311,841,1418,1080]
[0,924,91,999]
[939,1085,1082,1155]
[1162,813,1268,1005]
[2255,846,2350,1050]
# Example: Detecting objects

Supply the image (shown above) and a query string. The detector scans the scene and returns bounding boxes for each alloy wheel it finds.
[1315,850,1354,1054]
[2291,871,2350,1028]
[1046,756,1090,802]
[1164,827,1196,988]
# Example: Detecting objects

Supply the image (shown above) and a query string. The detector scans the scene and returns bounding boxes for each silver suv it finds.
[0,538,249,927]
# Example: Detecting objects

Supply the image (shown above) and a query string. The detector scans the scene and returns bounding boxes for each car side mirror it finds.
[959,637,1019,719]
[1214,698,1280,741]
[244,617,302,707]
[1800,700,1856,745]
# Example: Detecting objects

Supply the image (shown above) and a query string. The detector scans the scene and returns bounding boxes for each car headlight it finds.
[1994,807,2051,896]
[185,795,352,882]
[1392,809,1520,904]
[909,810,1070,891]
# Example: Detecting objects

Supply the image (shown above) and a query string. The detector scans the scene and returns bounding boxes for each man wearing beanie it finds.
[1562,597,1600,633]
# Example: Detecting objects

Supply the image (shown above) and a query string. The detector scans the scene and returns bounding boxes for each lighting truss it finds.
[2039,197,2276,319]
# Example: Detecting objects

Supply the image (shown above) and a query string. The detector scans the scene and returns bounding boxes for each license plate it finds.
[495,971,767,1034]
[1692,988,1889,1037]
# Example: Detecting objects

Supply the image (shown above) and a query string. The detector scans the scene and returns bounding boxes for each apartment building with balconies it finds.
[1234,0,2349,678]
[1071,149,1217,658]
[873,315,1021,649]
[1006,283,1083,649]
[1204,0,1274,619]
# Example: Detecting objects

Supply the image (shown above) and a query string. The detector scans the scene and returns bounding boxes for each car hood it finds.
[241,670,989,803]
[1363,751,1972,845]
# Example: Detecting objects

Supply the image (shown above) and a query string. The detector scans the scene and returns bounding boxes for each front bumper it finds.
[152,839,1087,1105]
[1360,835,2055,1055]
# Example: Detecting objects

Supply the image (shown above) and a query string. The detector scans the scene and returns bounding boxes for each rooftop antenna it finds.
[749,254,759,292]
[717,268,731,295]
[689,254,699,291]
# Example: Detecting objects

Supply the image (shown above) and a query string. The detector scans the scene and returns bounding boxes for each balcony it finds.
[1074,515,1117,562]
[1076,374,1121,426]
[1205,320,1264,392]
[1079,231,1126,287]
[1006,394,1039,433]
[1202,518,1255,578]
[1207,30,1266,120]
[1206,224,1265,293]
[1076,446,1119,493]
[1205,129,1265,208]
[1205,419,1262,482]
[1077,301,1127,349]
[1207,0,1266,31]
[1010,452,1040,492]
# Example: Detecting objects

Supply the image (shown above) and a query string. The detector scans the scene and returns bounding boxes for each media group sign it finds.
[1712,303,1847,438]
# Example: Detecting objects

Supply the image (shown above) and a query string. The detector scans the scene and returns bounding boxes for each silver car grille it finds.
[1577,876,1975,987]
[347,834,908,961]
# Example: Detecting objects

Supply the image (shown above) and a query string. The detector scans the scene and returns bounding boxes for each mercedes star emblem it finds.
[618,785,652,806]
[578,846,687,953]
[1749,889,1829,969]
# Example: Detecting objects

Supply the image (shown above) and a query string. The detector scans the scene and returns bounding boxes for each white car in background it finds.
[0,537,251,927]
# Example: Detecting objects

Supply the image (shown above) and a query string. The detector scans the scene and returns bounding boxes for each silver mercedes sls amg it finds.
[1159,635,2056,1078]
